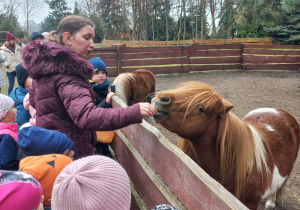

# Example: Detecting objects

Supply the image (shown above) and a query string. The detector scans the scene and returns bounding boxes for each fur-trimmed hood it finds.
[22,41,94,80]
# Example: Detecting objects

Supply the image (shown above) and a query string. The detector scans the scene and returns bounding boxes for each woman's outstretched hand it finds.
[139,102,156,117]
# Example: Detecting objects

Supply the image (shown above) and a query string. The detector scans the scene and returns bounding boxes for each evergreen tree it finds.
[44,0,71,30]
[236,0,281,38]
[73,1,81,15]
[0,19,15,39]
[265,0,300,44]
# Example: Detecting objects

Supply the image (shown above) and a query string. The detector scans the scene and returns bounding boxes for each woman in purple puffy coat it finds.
[22,15,156,159]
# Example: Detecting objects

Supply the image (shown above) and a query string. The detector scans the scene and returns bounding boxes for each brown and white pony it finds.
[112,69,155,106]
[151,81,299,210]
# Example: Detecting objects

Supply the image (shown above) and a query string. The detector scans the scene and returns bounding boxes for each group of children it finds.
[0,31,178,209]
[0,33,128,208]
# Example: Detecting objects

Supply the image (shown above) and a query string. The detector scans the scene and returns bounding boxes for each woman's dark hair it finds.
[47,15,95,44]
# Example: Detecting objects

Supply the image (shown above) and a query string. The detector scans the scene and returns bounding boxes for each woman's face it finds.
[9,39,15,45]
[67,25,95,59]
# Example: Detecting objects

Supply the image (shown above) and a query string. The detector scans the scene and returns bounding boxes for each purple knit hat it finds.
[6,32,16,41]
[0,94,14,120]
[51,155,131,210]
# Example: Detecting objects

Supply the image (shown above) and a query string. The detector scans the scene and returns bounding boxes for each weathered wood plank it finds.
[243,49,300,56]
[243,55,300,63]
[122,58,183,66]
[188,64,241,71]
[242,64,300,70]
[122,51,184,60]
[111,131,187,209]
[190,50,241,57]
[122,46,182,53]
[189,57,241,64]
[243,44,300,49]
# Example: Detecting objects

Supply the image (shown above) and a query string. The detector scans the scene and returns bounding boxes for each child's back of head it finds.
[51,155,131,210]
[0,170,43,210]
[19,154,73,207]
[18,126,74,158]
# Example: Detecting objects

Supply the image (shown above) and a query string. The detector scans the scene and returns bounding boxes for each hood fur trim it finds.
[22,41,94,80]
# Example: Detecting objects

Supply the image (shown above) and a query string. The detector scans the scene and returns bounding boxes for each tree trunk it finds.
[166,0,170,41]
[183,0,186,40]
[209,0,216,37]
[131,0,138,40]
[201,0,206,40]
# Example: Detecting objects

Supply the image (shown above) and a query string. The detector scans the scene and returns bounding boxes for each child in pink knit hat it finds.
[0,94,22,170]
[0,170,44,210]
[51,155,131,210]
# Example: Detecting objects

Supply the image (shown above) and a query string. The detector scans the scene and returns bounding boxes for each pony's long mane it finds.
[170,81,269,198]
[218,113,269,198]
[112,73,135,105]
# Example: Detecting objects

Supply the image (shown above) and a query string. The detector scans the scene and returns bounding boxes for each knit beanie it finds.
[51,155,131,210]
[89,57,107,75]
[30,32,44,41]
[18,126,73,156]
[15,63,29,88]
[6,32,15,41]
[19,154,73,207]
[0,93,14,120]
[0,170,43,210]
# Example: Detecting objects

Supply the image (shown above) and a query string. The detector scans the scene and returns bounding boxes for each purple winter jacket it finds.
[22,41,142,159]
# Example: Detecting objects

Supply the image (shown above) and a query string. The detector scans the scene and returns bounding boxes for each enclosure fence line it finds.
[89,43,300,77]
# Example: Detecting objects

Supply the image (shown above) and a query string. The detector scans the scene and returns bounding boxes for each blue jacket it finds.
[0,134,19,170]
[9,86,30,131]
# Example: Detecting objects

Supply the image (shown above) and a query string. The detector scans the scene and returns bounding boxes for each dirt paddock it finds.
[112,71,300,210]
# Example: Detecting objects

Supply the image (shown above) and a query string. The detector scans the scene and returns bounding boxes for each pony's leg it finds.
[265,194,276,209]
[275,178,288,208]
[264,178,288,209]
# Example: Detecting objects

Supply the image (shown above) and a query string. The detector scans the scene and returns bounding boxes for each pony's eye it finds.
[198,106,205,113]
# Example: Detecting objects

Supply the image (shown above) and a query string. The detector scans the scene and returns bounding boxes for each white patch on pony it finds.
[247,108,279,116]
[265,124,275,132]
[261,166,287,201]
[248,125,268,174]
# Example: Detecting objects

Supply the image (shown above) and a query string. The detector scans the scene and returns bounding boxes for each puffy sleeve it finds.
[57,75,142,131]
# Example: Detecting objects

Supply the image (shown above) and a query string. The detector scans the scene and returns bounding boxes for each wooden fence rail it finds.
[103,37,274,47]
[90,44,300,77]
[110,97,248,210]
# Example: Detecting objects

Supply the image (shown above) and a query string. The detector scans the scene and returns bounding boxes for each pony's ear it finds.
[222,99,234,113]
[218,99,234,118]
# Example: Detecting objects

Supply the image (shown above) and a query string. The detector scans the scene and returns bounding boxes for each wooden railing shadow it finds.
[110,96,248,210]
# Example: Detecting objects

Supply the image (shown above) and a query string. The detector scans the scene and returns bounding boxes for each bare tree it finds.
[201,0,206,39]
[182,0,186,40]
[165,0,170,41]
[23,0,44,34]
[3,0,21,24]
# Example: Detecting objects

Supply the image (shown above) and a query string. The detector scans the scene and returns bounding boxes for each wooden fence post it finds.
[112,44,126,75]
[240,43,244,70]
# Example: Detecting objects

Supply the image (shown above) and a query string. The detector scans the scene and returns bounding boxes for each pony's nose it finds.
[160,97,171,105]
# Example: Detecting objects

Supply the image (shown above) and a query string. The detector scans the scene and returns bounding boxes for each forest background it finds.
[0,0,299,45]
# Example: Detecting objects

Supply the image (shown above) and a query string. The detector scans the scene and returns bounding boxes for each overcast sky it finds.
[0,0,74,25]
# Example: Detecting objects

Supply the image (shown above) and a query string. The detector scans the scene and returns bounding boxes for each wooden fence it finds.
[103,37,274,47]
[110,97,248,210]
[90,44,300,77]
